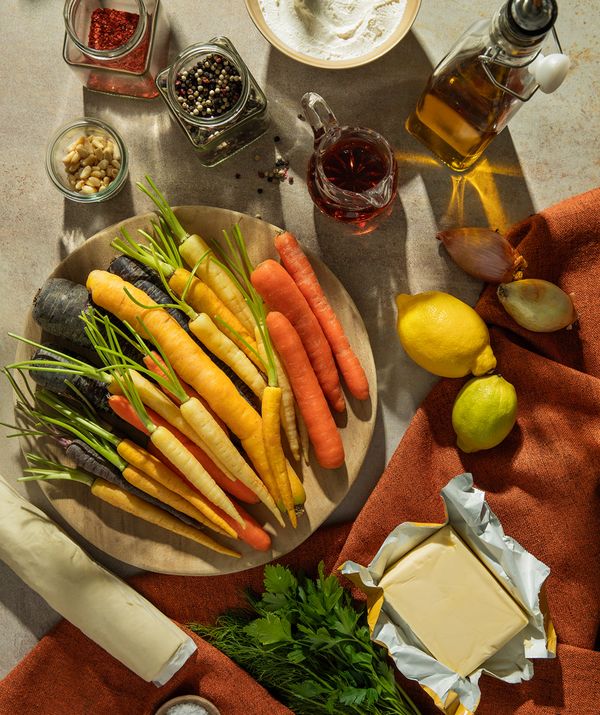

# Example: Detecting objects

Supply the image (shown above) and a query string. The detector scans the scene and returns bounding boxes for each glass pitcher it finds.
[302,92,398,226]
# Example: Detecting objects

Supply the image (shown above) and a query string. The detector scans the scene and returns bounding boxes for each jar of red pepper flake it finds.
[155,38,270,166]
[63,0,169,99]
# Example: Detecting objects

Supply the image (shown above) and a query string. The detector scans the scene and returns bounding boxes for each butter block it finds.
[378,525,528,677]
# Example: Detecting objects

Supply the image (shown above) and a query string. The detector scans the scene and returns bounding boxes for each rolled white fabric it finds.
[0,474,196,685]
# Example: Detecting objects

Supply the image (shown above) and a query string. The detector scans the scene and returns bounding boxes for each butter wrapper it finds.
[340,473,556,714]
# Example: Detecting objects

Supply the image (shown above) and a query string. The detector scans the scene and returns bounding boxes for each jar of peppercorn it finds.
[156,38,270,167]
[63,0,169,99]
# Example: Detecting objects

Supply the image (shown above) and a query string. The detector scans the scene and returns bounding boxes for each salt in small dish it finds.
[154,694,221,715]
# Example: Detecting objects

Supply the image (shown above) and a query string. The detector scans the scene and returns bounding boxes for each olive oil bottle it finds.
[407,0,569,172]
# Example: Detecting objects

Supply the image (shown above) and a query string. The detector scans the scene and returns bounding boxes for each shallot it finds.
[437,227,527,283]
[497,279,577,332]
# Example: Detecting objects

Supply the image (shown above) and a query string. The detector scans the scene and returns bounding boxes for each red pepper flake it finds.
[86,8,149,75]
[88,8,139,51]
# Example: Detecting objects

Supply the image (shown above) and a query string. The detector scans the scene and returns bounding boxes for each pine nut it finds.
[61,132,122,196]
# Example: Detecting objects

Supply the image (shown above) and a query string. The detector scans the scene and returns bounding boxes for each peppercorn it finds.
[174,53,243,120]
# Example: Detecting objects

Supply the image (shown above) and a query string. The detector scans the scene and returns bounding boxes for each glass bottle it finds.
[156,38,269,167]
[406,0,568,172]
[63,0,170,99]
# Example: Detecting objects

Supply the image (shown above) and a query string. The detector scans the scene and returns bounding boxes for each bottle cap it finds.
[508,0,558,39]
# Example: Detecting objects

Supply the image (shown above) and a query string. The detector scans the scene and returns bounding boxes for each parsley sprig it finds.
[189,563,420,715]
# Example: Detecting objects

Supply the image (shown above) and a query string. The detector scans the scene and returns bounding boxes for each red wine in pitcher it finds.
[307,133,398,224]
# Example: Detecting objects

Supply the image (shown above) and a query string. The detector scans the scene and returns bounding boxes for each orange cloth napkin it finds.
[1,189,599,714]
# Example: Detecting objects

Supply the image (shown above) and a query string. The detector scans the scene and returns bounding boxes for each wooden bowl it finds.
[155,694,220,715]
[16,206,377,576]
[244,0,422,69]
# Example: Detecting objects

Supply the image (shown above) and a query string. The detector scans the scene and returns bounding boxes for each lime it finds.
[452,375,517,453]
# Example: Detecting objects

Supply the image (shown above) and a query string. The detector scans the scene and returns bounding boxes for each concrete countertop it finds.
[1,0,598,682]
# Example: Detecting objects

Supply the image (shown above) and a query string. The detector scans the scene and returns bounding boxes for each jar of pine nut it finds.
[45,118,129,202]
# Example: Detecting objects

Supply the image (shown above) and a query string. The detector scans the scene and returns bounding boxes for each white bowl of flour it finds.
[245,0,421,68]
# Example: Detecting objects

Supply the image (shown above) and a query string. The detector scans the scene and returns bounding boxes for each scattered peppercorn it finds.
[174,53,243,119]
[288,177,294,185]
[235,173,241,179]
[274,135,281,143]
[297,113,305,121]
[257,188,263,194]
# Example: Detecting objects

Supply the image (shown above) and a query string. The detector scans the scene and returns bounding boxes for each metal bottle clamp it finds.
[478,26,564,101]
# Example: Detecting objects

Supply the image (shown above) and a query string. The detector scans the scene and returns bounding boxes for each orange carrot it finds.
[108,395,259,504]
[266,312,344,470]
[212,502,272,552]
[143,352,229,434]
[274,232,369,401]
[251,259,345,413]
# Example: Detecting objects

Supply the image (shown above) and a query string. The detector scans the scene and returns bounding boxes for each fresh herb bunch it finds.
[189,563,420,715]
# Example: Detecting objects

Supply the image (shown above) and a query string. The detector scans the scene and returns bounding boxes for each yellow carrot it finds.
[179,397,284,527]
[179,234,257,334]
[168,268,262,368]
[90,477,240,557]
[262,386,296,527]
[189,313,266,399]
[122,464,226,532]
[116,439,235,537]
[150,425,244,526]
[256,327,299,461]
[287,462,306,507]
[110,370,218,458]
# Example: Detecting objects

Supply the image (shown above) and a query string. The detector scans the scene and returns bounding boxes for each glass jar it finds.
[46,118,129,203]
[63,0,170,99]
[156,37,269,167]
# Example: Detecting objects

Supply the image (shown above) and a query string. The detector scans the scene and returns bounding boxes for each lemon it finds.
[395,291,496,377]
[452,375,517,453]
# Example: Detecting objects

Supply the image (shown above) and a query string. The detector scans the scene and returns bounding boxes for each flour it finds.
[259,0,408,61]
